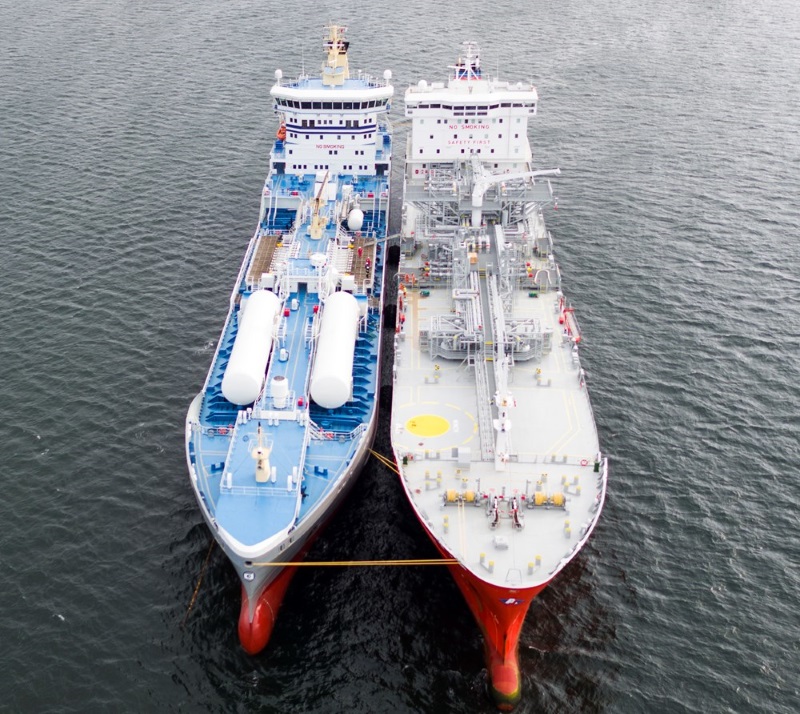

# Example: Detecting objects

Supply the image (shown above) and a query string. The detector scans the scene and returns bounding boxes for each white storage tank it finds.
[271,375,289,409]
[221,290,282,405]
[347,208,364,232]
[310,291,360,409]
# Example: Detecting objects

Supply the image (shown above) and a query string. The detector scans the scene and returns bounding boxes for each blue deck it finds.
[188,168,387,550]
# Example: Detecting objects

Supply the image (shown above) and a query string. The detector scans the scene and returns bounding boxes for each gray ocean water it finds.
[2,0,799,711]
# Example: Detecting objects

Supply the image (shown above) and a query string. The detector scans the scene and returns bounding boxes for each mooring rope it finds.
[251,558,459,567]
[182,539,215,627]
[369,448,400,475]
[183,449,449,619]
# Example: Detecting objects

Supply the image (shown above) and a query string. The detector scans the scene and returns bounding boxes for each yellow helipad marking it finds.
[406,414,450,437]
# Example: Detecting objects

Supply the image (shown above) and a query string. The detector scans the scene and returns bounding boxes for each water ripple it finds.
[2,0,800,711]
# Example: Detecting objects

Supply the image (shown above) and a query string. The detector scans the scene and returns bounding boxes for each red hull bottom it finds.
[237,563,299,655]
[446,560,549,710]
[233,426,372,655]
[236,531,324,654]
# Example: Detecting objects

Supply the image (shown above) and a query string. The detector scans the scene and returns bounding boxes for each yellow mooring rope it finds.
[252,558,459,567]
[182,539,216,627]
[183,450,451,622]
[369,448,399,475]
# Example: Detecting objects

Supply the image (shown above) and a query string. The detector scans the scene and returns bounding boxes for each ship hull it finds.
[392,45,607,707]
[445,555,548,709]
[185,24,392,659]
[187,395,378,653]
[238,557,298,655]
[393,448,607,709]
[233,418,376,653]
[404,483,549,710]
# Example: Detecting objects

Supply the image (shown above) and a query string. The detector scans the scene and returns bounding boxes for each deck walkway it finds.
[247,234,283,284]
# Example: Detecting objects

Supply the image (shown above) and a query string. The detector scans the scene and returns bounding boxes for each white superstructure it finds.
[270,32,393,178]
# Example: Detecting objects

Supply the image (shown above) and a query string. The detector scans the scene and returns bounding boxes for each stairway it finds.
[261,207,296,233]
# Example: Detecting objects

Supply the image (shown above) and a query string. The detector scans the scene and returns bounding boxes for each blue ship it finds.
[185,25,393,652]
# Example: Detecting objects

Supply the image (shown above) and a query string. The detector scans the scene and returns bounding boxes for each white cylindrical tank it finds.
[221,290,282,405]
[271,375,289,409]
[347,208,364,232]
[310,291,359,409]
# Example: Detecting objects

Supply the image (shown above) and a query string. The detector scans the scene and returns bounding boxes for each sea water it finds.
[1,0,798,711]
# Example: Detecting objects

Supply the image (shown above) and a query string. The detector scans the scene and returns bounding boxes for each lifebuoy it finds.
[580,458,588,466]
